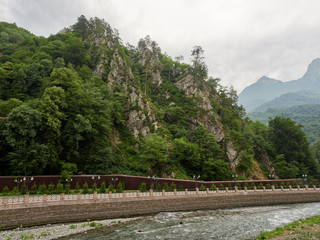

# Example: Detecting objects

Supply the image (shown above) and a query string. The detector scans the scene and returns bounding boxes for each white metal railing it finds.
[0,186,319,209]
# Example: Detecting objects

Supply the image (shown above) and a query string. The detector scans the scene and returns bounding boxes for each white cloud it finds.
[1,0,320,92]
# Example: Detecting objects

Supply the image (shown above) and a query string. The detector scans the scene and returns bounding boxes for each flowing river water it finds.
[66,202,320,240]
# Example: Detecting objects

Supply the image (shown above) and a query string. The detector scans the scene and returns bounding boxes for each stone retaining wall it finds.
[1,189,320,230]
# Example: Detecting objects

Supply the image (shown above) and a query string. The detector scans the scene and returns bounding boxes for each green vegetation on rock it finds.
[0,16,319,181]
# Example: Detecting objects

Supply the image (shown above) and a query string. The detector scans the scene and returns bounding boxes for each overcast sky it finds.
[2,0,320,92]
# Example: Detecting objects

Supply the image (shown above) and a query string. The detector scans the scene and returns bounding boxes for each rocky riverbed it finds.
[0,217,141,240]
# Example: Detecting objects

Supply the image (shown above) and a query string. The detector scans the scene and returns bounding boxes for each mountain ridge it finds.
[239,58,320,112]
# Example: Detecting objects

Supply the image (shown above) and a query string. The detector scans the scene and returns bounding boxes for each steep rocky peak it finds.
[307,58,320,71]
[257,75,280,84]
[303,58,320,79]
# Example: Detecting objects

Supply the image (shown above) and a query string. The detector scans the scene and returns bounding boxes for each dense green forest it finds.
[0,16,319,180]
[248,104,320,144]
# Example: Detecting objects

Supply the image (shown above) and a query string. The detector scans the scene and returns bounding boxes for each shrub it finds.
[69,224,77,229]
[210,184,216,191]
[163,183,169,191]
[11,186,18,195]
[38,184,47,194]
[56,183,64,194]
[170,183,176,191]
[178,184,184,191]
[83,182,90,194]
[250,183,255,189]
[47,184,55,194]
[116,182,123,193]
[274,183,278,189]
[257,183,263,189]
[244,182,249,189]
[89,222,102,228]
[65,183,71,194]
[200,184,206,191]
[30,184,37,195]
[74,182,80,193]
[138,182,147,192]
[1,186,9,195]
[120,181,125,191]
[236,182,241,190]
[107,184,114,193]
[157,184,162,191]
[20,185,27,195]
[91,183,97,192]
[99,182,107,193]
[150,183,155,190]
[219,183,224,189]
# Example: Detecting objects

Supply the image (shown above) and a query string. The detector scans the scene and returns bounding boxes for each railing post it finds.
[43,194,47,203]
[313,185,316,190]
[108,191,113,199]
[225,187,228,193]
[77,193,81,201]
[93,191,97,201]
[263,186,266,191]
[61,193,65,203]
[149,189,153,197]
[244,186,247,192]
[206,188,209,194]
[196,188,199,194]
[162,189,165,196]
[280,186,284,191]
[3,197,8,208]
[305,185,309,191]
[271,185,275,191]
[123,191,127,198]
[174,189,177,195]
[289,185,292,191]
[24,194,29,206]
[185,189,188,195]
[297,185,301,190]
[253,186,257,192]
[216,187,219,193]
[234,186,238,192]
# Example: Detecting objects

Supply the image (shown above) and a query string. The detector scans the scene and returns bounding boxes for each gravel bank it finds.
[0,217,141,240]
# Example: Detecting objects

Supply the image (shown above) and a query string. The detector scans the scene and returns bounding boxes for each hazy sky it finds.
[2,0,320,92]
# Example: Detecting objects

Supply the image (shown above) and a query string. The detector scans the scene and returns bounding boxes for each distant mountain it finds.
[252,90,320,112]
[239,58,320,112]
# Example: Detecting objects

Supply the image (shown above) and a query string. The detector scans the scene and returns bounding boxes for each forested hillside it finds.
[0,16,318,180]
[248,104,320,143]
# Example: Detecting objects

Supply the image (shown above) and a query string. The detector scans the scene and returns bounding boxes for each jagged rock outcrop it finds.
[175,74,225,141]
[127,89,160,138]
[86,24,269,178]
[175,74,244,170]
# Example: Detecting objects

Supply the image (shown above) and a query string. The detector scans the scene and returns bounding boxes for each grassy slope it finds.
[254,215,320,239]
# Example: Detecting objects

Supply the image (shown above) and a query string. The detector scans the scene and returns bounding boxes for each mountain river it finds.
[65,202,320,240]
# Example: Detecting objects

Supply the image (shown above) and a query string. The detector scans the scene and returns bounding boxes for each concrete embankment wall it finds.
[1,191,320,229]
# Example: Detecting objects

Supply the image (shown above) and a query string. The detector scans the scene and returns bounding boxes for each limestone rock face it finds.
[86,29,270,178]
[88,33,161,140]
[107,49,130,90]
[175,74,247,170]
[226,141,240,171]
[175,74,225,142]
[127,90,160,138]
